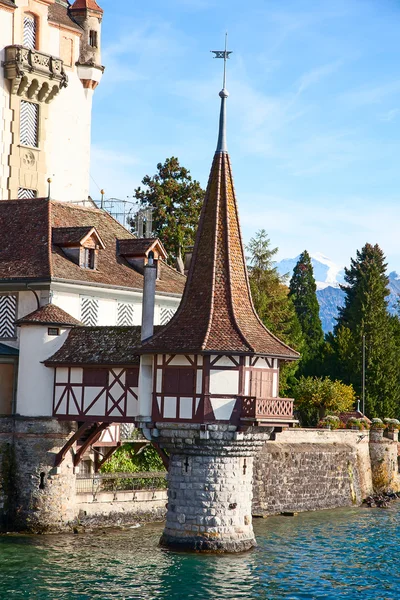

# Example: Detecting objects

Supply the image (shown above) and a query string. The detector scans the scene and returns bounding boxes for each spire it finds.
[70,0,103,14]
[139,45,299,360]
[212,34,232,153]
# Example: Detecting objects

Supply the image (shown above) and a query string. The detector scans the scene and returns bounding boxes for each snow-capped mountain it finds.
[276,253,345,290]
[275,255,400,333]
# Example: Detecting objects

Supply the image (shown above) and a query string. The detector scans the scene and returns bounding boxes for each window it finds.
[0,295,17,339]
[23,14,37,50]
[126,368,139,388]
[89,30,98,48]
[164,367,194,396]
[48,327,60,336]
[82,248,95,269]
[20,101,39,148]
[18,188,36,199]
[117,302,134,326]
[83,369,108,387]
[80,297,98,326]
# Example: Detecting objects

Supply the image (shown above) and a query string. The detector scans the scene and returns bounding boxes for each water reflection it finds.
[1,506,400,599]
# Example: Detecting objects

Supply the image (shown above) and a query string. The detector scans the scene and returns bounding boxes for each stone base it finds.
[0,416,78,533]
[154,423,272,553]
[160,532,256,553]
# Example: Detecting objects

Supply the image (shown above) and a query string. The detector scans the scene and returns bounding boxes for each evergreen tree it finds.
[289,250,324,372]
[333,243,399,418]
[133,157,204,264]
[247,230,304,394]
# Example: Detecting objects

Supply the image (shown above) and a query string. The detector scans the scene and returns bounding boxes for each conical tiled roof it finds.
[70,0,103,13]
[140,89,299,359]
[16,304,82,327]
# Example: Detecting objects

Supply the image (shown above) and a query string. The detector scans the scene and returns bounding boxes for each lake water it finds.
[1,504,399,599]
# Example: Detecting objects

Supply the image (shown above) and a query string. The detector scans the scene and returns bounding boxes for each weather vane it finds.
[211,33,232,89]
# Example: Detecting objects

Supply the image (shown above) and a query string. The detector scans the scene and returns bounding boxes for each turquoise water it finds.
[1,504,400,599]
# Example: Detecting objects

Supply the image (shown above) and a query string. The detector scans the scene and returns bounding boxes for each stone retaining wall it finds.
[252,429,393,516]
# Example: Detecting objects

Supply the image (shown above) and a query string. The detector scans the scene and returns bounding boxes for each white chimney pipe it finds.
[141,253,157,341]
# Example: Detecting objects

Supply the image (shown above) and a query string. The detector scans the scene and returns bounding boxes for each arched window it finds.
[23,13,37,50]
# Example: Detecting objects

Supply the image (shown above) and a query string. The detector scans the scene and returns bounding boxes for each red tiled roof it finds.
[70,0,103,13]
[140,152,299,359]
[0,198,185,295]
[52,226,95,246]
[48,3,83,32]
[118,238,167,258]
[16,303,82,327]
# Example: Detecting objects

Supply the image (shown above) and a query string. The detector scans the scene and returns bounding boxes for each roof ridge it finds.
[222,153,254,352]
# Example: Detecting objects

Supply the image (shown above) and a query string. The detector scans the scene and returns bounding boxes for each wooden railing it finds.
[240,396,294,421]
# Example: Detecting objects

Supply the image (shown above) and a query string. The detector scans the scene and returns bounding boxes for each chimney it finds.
[141,252,157,341]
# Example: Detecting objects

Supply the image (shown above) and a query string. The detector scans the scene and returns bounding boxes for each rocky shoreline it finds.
[363,491,400,508]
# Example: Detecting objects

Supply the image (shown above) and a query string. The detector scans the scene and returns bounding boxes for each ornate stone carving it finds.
[3,45,68,103]
[22,150,36,168]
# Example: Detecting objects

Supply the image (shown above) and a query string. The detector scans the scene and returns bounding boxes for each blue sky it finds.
[90,0,400,272]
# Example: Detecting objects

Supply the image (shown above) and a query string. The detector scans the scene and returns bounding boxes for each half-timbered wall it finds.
[151,354,279,424]
[53,366,139,422]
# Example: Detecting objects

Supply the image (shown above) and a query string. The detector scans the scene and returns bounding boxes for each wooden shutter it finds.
[20,101,39,147]
[23,14,36,50]
[250,370,273,399]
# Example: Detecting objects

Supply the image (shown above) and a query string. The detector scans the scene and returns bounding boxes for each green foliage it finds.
[133,157,204,264]
[332,243,400,418]
[246,230,303,394]
[289,250,324,373]
[100,443,165,474]
[294,375,356,426]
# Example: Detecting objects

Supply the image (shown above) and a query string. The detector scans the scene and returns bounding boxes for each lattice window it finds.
[20,101,39,148]
[80,297,99,326]
[18,188,36,199]
[117,302,134,326]
[0,295,17,339]
[23,14,37,50]
[160,306,176,325]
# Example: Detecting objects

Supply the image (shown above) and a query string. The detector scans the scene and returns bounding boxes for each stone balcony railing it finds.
[240,395,295,424]
[3,45,68,102]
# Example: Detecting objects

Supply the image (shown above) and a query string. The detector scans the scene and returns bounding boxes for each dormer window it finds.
[117,238,168,277]
[52,226,105,270]
[82,248,95,270]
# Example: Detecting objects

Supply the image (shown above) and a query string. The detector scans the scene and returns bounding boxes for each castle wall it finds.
[253,430,378,516]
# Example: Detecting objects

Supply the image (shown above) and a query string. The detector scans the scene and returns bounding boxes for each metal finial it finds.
[211,34,232,153]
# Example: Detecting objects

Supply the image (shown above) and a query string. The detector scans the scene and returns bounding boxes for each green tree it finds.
[247,230,304,394]
[293,375,356,425]
[133,157,204,264]
[289,250,324,373]
[100,443,165,473]
[333,243,399,418]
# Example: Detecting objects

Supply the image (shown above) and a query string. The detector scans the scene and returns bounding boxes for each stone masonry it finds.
[0,417,77,533]
[153,423,272,552]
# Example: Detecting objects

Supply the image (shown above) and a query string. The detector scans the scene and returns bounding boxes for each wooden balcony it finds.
[239,395,295,425]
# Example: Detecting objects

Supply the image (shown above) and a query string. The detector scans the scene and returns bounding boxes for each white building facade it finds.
[0,0,103,202]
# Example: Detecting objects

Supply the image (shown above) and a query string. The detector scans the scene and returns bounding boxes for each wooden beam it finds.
[54,422,95,468]
[152,442,169,469]
[73,422,110,467]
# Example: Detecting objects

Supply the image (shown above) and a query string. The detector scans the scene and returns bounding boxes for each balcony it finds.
[3,45,68,103]
[239,395,296,426]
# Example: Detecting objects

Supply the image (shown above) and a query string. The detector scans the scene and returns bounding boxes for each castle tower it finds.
[136,44,299,552]
[0,0,104,202]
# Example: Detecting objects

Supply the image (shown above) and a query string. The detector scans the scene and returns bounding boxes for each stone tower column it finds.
[155,423,272,552]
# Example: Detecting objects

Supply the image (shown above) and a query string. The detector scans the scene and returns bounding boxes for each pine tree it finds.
[333,243,399,418]
[247,230,304,394]
[133,157,204,264]
[289,250,324,371]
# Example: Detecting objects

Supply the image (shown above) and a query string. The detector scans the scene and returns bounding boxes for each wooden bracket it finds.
[54,422,95,468]
[73,422,110,467]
